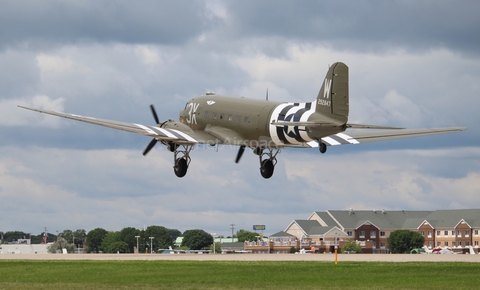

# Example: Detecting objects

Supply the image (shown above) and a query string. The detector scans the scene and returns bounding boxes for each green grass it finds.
[0,260,477,289]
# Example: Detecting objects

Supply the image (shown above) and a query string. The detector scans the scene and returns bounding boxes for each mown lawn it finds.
[0,260,477,289]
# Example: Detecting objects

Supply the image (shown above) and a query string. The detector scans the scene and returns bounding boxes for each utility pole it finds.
[230,224,235,242]
[149,237,154,254]
[135,236,140,254]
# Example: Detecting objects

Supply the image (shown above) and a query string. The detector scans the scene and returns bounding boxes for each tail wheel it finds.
[174,157,188,178]
[260,159,274,179]
[319,142,327,154]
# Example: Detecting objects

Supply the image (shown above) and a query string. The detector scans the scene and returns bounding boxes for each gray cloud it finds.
[0,0,212,51]
[224,0,480,56]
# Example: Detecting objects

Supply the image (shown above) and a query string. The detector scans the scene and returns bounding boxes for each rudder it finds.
[315,62,349,120]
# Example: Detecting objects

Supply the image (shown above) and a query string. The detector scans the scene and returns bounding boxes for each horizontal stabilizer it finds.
[346,123,404,129]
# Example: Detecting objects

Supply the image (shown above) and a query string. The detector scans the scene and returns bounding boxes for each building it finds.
[248,209,480,254]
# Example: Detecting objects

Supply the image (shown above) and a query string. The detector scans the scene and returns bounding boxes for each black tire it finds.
[319,143,327,154]
[260,159,274,179]
[174,158,188,178]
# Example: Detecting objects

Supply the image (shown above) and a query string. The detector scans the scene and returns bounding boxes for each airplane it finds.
[18,62,466,179]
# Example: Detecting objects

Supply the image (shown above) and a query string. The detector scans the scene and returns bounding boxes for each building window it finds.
[452,230,455,236]
[458,241,462,247]
[428,241,432,247]
[370,231,376,238]
[444,230,448,236]
[452,242,456,247]
[437,242,441,247]
[465,230,469,237]
[475,241,479,246]
[436,230,440,236]
[466,241,469,246]
[421,231,425,236]
[428,231,432,238]
[475,230,479,236]
[373,242,377,248]
[380,231,385,237]
[380,242,386,249]
[347,231,353,237]
[360,231,365,239]
[457,230,462,237]
[444,241,448,247]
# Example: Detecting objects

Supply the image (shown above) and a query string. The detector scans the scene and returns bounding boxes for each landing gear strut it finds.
[256,148,280,179]
[173,145,193,178]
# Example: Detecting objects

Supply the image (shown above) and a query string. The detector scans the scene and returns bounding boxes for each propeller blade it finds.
[150,104,160,124]
[235,146,246,163]
[143,138,157,156]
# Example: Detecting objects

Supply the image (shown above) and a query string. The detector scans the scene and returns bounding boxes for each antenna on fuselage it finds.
[266,88,269,101]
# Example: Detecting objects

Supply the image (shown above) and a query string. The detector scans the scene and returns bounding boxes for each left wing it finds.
[18,105,200,144]
[307,127,467,148]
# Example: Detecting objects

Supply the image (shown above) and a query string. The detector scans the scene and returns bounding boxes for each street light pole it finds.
[149,237,154,254]
[211,233,216,254]
[135,236,140,254]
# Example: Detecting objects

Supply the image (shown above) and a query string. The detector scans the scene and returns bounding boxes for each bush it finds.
[341,240,362,254]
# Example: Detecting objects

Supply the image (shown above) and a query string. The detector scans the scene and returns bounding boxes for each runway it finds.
[1,253,479,262]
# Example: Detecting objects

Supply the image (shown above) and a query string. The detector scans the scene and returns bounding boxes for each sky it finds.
[1,0,479,238]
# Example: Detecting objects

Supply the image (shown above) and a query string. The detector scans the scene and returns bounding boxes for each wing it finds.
[271,121,404,129]
[305,127,467,148]
[18,105,201,144]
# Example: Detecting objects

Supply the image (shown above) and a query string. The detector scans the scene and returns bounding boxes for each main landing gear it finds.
[255,147,280,179]
[172,144,193,178]
[319,142,327,154]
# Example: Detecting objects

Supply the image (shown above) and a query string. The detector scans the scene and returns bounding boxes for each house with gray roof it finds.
[279,209,480,253]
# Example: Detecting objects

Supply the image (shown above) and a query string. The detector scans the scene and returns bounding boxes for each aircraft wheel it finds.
[260,159,274,179]
[174,157,188,178]
[319,143,327,154]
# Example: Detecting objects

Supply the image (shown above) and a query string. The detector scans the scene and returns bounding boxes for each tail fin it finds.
[315,62,349,121]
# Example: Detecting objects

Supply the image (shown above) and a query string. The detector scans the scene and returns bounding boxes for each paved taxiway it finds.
[1,253,479,262]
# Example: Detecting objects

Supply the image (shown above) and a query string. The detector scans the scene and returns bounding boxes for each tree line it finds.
[1,227,263,254]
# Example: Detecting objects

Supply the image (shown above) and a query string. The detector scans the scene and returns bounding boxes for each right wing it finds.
[18,105,200,144]
[302,127,467,148]
[343,127,467,144]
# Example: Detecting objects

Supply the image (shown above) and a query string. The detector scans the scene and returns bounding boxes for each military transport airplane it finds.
[18,62,466,179]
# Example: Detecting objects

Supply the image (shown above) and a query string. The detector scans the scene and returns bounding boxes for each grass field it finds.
[0,260,477,289]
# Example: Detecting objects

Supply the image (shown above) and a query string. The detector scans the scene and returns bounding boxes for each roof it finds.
[270,231,295,238]
[424,209,480,228]
[327,210,433,230]
[294,220,333,235]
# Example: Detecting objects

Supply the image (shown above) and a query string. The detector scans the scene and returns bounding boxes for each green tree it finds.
[145,226,173,251]
[388,230,425,253]
[167,228,182,241]
[86,228,108,253]
[47,237,75,253]
[181,229,213,250]
[210,241,222,253]
[119,227,140,253]
[100,231,121,253]
[341,240,362,253]
[236,229,258,242]
[105,241,130,253]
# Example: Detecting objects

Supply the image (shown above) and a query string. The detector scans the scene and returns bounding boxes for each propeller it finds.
[235,145,246,163]
[142,104,160,156]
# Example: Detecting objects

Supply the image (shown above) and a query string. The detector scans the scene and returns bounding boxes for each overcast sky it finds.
[1,0,479,237]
